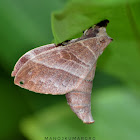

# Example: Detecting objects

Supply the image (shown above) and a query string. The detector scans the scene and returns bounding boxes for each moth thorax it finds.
[96,27,107,37]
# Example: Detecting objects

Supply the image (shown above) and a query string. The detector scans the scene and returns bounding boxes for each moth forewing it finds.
[12,42,94,95]
[11,43,57,77]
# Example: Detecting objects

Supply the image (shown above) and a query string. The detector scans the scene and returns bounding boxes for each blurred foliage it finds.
[21,87,140,140]
[0,0,140,140]
[0,0,67,140]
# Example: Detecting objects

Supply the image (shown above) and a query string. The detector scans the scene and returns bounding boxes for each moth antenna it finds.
[83,26,93,35]
[83,29,88,35]
[66,91,94,124]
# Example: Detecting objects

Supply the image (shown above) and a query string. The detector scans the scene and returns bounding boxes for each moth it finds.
[11,19,112,124]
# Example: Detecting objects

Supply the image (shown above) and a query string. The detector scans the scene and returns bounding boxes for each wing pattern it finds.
[13,41,96,94]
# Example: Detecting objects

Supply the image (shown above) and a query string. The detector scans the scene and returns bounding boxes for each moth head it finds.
[85,20,112,55]
[96,27,113,54]
[83,23,112,55]
[83,19,112,38]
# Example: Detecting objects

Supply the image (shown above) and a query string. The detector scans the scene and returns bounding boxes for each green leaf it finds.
[92,87,140,140]
[51,0,140,92]
[20,87,140,140]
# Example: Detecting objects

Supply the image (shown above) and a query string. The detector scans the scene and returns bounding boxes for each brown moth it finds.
[11,20,112,124]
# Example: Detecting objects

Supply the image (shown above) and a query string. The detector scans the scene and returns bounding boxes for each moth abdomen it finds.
[66,91,94,124]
